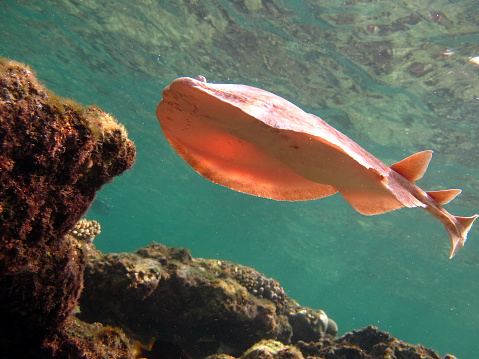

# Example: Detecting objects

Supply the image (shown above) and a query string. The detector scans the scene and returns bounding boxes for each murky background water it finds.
[2,0,479,357]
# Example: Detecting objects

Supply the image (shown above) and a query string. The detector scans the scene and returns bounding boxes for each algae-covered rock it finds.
[296,326,457,359]
[78,242,337,358]
[0,59,135,240]
[241,340,303,359]
[0,59,136,357]
[77,240,456,359]
[206,326,455,359]
[78,241,455,359]
[42,317,134,358]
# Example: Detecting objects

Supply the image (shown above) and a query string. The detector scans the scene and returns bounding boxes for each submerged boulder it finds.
[295,326,458,359]
[79,242,337,358]
[0,59,136,357]
[79,242,455,359]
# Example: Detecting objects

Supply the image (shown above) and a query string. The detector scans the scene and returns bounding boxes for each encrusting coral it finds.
[0,59,136,358]
[219,262,288,308]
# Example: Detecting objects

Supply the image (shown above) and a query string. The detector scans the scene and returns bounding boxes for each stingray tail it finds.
[448,214,479,258]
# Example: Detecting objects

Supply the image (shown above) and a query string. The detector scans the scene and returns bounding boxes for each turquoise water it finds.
[2,0,479,357]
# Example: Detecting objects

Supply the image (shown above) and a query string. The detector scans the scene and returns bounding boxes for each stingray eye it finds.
[195,75,207,83]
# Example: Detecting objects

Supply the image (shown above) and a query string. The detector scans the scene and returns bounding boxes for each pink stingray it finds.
[157,76,477,258]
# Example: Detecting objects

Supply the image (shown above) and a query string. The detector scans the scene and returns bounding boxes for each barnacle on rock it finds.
[69,218,101,243]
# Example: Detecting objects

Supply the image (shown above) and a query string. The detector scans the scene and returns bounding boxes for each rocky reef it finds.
[78,242,337,358]
[0,59,136,357]
[78,241,456,359]
[228,326,458,359]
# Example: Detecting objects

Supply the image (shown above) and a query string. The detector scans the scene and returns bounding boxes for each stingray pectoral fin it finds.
[390,150,433,182]
[336,167,424,216]
[168,123,338,201]
[427,189,462,205]
[339,187,409,215]
[338,170,407,215]
[448,214,479,258]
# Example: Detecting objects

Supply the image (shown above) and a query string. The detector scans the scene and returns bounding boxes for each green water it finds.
[2,0,479,357]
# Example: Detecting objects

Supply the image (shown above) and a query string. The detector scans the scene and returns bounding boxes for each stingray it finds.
[156,76,477,258]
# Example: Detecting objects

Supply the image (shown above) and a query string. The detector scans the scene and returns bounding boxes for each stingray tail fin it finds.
[448,214,479,258]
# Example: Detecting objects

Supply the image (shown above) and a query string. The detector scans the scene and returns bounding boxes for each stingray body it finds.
[156,76,477,258]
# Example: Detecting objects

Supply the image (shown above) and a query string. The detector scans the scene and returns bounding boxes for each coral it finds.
[69,219,101,244]
[78,242,337,359]
[219,262,287,308]
[0,59,136,357]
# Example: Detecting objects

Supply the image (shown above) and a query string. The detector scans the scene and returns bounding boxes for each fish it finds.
[89,197,112,215]
[156,76,477,258]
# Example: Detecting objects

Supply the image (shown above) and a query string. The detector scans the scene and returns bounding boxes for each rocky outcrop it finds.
[79,242,337,358]
[0,59,136,358]
[79,242,455,359]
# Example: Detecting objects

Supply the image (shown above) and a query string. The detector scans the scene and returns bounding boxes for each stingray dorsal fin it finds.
[390,150,433,182]
[427,189,462,205]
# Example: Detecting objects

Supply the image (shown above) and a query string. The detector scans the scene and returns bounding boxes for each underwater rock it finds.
[42,317,134,358]
[407,62,437,77]
[135,338,193,359]
[205,326,455,359]
[219,262,288,307]
[79,241,457,359]
[78,242,337,358]
[0,59,136,357]
[342,40,394,75]
[296,326,457,359]
[241,340,303,359]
